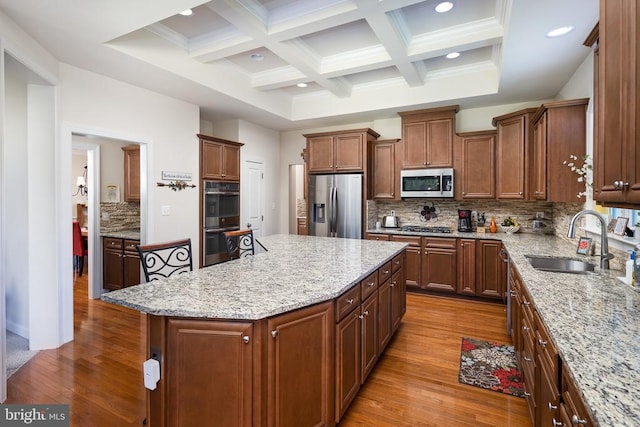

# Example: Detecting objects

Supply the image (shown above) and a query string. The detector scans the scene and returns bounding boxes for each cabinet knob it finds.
[368,281,375,287]
[383,270,389,274]
[363,310,369,316]
[390,281,396,287]
[346,298,355,305]
[523,300,530,306]
[271,330,278,338]
[538,339,548,348]
[523,355,532,362]
[571,415,587,425]
[462,192,466,195]
[523,392,531,397]
[242,335,250,344]
[548,402,558,411]
[391,192,394,196]
[552,419,564,427]
[522,325,530,332]
[359,314,364,319]
[519,191,523,195]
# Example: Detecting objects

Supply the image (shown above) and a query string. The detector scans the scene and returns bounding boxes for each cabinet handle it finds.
[359,314,364,319]
[363,310,369,316]
[510,290,517,297]
[552,419,564,427]
[523,392,531,397]
[391,192,394,196]
[390,281,396,287]
[571,415,587,425]
[368,281,376,287]
[523,300,530,306]
[242,335,250,344]
[548,402,558,411]
[271,330,278,338]
[383,270,390,274]
[522,325,530,332]
[523,356,532,362]
[346,298,355,305]
[462,192,466,195]
[538,339,548,348]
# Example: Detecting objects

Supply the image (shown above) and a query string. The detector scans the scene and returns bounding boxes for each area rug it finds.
[6,331,38,378]
[458,337,524,397]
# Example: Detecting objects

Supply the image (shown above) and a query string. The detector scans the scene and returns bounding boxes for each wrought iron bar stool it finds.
[137,238,193,282]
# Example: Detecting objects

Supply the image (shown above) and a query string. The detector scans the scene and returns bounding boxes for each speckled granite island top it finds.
[369,228,640,427]
[102,234,406,320]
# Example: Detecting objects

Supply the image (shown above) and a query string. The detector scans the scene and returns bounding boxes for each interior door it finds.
[243,160,264,251]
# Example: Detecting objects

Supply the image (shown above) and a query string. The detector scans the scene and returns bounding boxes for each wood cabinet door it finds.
[457,239,476,295]
[537,361,560,427]
[267,301,334,427]
[390,269,405,333]
[377,279,392,351]
[334,133,364,172]
[361,293,378,383]
[422,240,457,293]
[103,247,124,291]
[123,251,140,287]
[459,132,495,199]
[307,136,335,173]
[122,145,140,201]
[202,141,223,179]
[335,310,361,421]
[166,319,253,427]
[496,115,528,199]
[402,122,427,168]
[425,118,454,167]
[222,144,241,181]
[371,141,396,199]
[476,240,504,299]
[532,113,547,200]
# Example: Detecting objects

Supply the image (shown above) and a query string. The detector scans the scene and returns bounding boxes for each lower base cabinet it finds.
[147,252,406,427]
[103,237,140,290]
[422,237,457,293]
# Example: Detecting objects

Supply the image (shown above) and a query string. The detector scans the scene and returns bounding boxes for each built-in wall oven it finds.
[202,181,240,266]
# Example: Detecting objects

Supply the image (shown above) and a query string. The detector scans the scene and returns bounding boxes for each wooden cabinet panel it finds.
[335,133,365,171]
[390,268,405,333]
[103,248,123,291]
[307,136,335,173]
[305,128,379,174]
[361,293,378,383]
[457,131,496,199]
[561,363,596,427]
[422,238,457,293]
[476,240,504,300]
[122,145,140,201]
[166,319,253,427]
[365,233,390,241]
[267,301,334,427]
[494,109,536,199]
[531,113,548,200]
[400,106,458,169]
[335,310,361,420]
[199,135,243,182]
[369,140,399,199]
[457,239,476,295]
[103,237,140,290]
[377,279,392,351]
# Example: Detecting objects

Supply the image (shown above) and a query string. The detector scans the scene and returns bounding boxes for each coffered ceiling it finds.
[0,0,598,130]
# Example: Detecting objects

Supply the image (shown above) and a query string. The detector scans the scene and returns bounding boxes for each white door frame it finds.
[242,159,265,236]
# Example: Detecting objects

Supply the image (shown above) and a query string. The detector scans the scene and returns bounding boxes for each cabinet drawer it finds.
[335,285,361,322]
[390,235,422,246]
[124,239,140,252]
[365,233,390,241]
[378,261,392,284]
[360,271,379,301]
[103,237,123,250]
[534,311,559,385]
[424,237,456,249]
[391,253,404,272]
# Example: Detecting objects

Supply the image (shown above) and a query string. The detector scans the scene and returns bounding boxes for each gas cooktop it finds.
[400,225,453,233]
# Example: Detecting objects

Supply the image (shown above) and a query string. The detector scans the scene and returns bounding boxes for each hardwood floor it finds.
[5,278,530,426]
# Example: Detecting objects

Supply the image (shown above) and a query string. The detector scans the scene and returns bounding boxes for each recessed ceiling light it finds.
[250,53,264,61]
[446,52,460,59]
[179,9,193,16]
[546,26,574,38]
[297,83,308,88]
[435,2,454,13]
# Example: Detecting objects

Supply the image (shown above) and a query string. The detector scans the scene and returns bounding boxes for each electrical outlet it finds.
[536,212,544,219]
[390,210,396,216]
[161,205,171,216]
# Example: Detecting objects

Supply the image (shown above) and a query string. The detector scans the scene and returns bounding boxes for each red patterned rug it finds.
[458,337,524,398]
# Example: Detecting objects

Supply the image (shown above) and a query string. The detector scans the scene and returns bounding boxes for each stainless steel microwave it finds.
[400,168,454,198]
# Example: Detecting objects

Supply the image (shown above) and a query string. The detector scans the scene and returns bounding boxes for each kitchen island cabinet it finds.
[103,235,406,427]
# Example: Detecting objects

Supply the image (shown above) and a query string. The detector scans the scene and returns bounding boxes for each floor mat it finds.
[6,331,38,378]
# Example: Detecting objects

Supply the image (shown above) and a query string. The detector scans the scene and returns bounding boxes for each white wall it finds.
[59,64,201,251]
[97,139,127,202]
[3,69,29,338]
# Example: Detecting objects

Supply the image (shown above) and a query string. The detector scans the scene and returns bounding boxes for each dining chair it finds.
[136,238,193,282]
[223,229,256,260]
[72,221,88,276]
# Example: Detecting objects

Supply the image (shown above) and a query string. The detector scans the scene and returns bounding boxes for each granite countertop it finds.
[100,229,141,240]
[102,234,407,320]
[369,227,639,427]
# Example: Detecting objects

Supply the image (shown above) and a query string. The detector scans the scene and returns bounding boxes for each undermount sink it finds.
[525,255,596,274]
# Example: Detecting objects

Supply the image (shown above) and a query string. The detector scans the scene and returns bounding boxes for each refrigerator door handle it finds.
[332,186,338,237]
[327,186,334,236]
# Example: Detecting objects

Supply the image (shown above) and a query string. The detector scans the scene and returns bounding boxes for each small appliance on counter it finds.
[458,209,473,232]
[382,210,400,228]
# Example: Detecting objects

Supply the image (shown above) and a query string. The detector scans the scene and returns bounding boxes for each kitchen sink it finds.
[524,255,596,274]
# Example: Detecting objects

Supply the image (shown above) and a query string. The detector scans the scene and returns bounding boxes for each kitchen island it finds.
[103,234,407,426]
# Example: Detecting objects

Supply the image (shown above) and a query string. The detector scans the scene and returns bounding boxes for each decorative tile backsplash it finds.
[100,202,140,232]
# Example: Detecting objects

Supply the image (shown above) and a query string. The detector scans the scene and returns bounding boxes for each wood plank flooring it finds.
[5,277,530,426]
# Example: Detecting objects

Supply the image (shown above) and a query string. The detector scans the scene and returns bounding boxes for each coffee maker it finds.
[458,209,473,232]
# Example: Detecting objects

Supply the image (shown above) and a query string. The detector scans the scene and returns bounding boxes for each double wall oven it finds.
[202,181,240,266]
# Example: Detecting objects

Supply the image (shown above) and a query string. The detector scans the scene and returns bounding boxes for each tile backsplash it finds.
[100,202,140,232]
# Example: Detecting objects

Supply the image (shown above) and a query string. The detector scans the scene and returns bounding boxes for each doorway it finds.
[243,160,264,247]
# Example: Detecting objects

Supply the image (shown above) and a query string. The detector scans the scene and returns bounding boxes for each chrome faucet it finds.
[567,210,614,270]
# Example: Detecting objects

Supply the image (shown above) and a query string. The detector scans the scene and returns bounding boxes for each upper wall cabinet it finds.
[455,130,496,199]
[304,128,380,174]
[122,145,140,202]
[492,108,537,200]
[399,105,459,169]
[368,139,401,200]
[531,99,589,202]
[199,134,243,182]
[592,1,640,206]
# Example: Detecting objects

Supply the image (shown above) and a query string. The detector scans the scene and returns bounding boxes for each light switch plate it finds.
[161,205,171,216]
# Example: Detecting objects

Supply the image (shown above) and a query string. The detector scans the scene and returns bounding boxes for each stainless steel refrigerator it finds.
[308,174,363,238]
